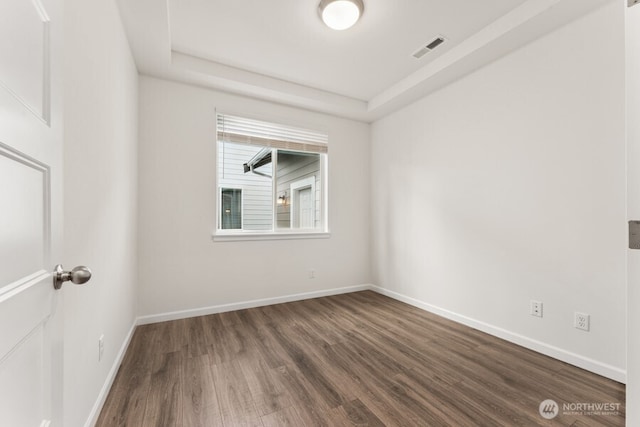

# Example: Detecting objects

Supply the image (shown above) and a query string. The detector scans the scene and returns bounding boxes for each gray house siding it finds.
[218,142,272,230]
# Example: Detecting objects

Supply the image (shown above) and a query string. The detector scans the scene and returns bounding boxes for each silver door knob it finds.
[53,264,92,290]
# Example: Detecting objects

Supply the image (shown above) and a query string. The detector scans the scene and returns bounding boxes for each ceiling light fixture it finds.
[318,0,364,31]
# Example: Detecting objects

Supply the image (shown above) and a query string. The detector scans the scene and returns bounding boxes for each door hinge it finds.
[630,0,639,7]
[630,221,640,249]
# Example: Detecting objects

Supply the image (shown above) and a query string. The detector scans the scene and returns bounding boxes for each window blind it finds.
[217,114,328,154]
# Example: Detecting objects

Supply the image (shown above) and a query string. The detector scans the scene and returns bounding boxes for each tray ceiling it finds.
[116,0,613,122]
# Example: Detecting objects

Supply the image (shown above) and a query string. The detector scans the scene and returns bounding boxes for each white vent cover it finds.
[412,36,446,59]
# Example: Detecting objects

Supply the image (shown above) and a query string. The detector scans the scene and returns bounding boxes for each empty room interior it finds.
[2,0,640,426]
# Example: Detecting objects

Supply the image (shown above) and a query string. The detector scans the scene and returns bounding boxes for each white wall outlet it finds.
[309,269,315,279]
[575,312,590,331]
[98,334,105,361]
[530,300,543,317]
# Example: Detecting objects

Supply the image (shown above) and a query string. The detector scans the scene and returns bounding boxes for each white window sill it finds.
[212,231,331,242]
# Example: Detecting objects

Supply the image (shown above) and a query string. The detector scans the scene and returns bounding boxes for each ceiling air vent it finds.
[412,36,446,59]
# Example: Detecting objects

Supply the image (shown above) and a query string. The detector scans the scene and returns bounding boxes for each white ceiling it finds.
[116,0,612,122]
[167,0,527,101]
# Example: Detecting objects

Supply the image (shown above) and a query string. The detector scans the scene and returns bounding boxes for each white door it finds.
[297,187,314,228]
[290,176,316,229]
[0,0,65,425]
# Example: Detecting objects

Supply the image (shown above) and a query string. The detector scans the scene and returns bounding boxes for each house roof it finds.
[243,148,272,174]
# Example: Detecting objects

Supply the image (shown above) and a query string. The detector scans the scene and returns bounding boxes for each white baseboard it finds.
[84,321,137,427]
[370,286,626,384]
[136,284,372,325]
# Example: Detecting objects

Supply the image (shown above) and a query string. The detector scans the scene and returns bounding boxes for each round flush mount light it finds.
[318,0,364,31]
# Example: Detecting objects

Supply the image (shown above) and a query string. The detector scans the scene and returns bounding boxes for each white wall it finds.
[371,2,627,380]
[63,0,138,425]
[627,0,640,423]
[137,77,370,317]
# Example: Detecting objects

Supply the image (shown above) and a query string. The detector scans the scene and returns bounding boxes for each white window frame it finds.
[213,113,330,242]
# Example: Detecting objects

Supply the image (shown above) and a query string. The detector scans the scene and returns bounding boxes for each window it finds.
[220,188,242,229]
[215,114,328,238]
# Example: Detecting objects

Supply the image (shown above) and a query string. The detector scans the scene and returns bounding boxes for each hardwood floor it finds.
[96,291,625,426]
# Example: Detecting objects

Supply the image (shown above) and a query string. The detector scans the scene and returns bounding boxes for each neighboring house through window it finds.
[215,114,328,237]
[220,188,242,229]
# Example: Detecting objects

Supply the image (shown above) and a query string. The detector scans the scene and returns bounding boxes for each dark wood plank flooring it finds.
[96,291,625,426]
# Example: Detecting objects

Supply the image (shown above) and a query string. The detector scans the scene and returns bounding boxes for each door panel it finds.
[298,187,313,228]
[290,176,316,229]
[0,0,50,121]
[0,0,62,423]
[0,147,48,287]
[0,278,53,427]
[0,328,46,427]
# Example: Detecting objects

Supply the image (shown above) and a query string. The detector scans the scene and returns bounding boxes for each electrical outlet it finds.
[309,269,315,279]
[575,312,590,331]
[530,300,543,317]
[98,334,105,361]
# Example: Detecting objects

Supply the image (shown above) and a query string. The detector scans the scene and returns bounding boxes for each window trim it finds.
[212,230,331,242]
[213,113,330,241]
